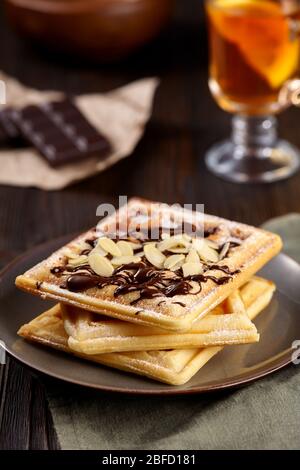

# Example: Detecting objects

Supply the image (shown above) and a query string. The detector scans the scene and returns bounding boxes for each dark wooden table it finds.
[0,0,300,450]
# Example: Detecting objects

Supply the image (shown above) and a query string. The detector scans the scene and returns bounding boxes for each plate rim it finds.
[0,234,295,396]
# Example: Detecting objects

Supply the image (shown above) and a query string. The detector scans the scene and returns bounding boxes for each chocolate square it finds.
[11,100,111,167]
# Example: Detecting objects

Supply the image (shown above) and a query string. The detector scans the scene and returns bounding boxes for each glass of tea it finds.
[205,0,300,183]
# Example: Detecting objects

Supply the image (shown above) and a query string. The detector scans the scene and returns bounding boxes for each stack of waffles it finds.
[16,199,281,385]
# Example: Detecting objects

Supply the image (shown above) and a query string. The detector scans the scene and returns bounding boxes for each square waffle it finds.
[16,198,281,331]
[62,278,269,354]
[18,277,275,385]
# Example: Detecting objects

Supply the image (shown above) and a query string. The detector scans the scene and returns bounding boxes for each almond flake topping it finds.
[97,237,121,257]
[192,238,219,263]
[158,234,189,252]
[52,227,240,302]
[116,241,134,257]
[164,254,185,270]
[205,239,219,249]
[168,246,189,254]
[92,245,107,256]
[182,262,203,277]
[88,252,114,277]
[111,255,141,266]
[185,248,200,264]
[67,255,89,267]
[144,244,166,269]
[219,242,230,260]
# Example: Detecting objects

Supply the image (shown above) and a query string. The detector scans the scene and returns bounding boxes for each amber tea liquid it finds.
[206,0,300,115]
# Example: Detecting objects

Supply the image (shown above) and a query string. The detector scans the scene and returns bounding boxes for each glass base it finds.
[205,115,300,183]
[205,139,300,183]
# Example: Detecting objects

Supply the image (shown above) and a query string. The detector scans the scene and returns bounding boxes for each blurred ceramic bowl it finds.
[5,0,173,61]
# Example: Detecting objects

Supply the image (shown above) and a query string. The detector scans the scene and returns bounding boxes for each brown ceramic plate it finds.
[0,234,298,395]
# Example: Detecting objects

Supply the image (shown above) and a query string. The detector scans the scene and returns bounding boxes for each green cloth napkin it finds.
[45,214,300,450]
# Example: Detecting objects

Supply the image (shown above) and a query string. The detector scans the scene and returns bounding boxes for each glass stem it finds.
[231,115,277,158]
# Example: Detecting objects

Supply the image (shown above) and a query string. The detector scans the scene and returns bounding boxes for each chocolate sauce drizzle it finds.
[51,256,240,307]
[49,221,242,306]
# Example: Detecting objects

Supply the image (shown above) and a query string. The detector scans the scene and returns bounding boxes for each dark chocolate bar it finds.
[11,100,111,167]
[0,108,21,145]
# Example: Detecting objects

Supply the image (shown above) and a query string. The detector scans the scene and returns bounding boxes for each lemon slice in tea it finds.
[207,0,299,89]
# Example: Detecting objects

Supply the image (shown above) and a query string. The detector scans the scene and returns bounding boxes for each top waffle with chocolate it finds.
[15,198,282,331]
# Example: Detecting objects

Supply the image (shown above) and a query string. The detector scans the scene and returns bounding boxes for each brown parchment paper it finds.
[0,72,158,190]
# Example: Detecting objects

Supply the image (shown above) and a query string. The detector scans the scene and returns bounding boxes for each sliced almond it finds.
[111,255,141,266]
[88,252,114,277]
[192,238,204,251]
[144,244,166,268]
[93,239,107,256]
[65,250,80,260]
[168,247,189,254]
[143,241,157,247]
[164,254,185,271]
[158,234,189,252]
[72,241,89,252]
[67,255,89,267]
[116,240,134,257]
[125,238,143,250]
[193,238,219,263]
[205,239,219,249]
[182,262,203,277]
[185,248,200,264]
[128,241,143,250]
[97,237,121,257]
[198,244,219,263]
[92,245,107,257]
[219,241,230,260]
